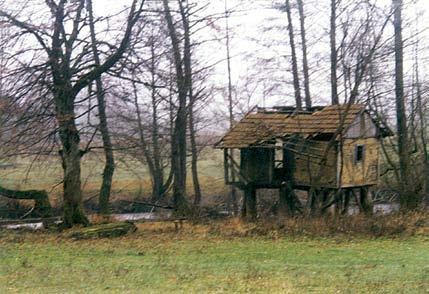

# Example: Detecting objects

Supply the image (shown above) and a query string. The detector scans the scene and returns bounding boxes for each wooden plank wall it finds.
[293,140,338,187]
[340,137,379,187]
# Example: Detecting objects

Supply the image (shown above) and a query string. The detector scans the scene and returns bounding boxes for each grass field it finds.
[0,149,227,209]
[0,222,428,293]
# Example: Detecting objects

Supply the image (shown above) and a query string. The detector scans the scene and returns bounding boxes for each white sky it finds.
[90,0,429,128]
[2,0,428,123]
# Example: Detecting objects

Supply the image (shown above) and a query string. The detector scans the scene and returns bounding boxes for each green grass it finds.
[0,231,428,293]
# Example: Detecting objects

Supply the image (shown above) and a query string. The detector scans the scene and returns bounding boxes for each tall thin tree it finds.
[87,0,115,215]
[392,0,415,209]
[285,0,302,110]
[330,0,339,104]
[163,0,189,214]
[297,0,311,109]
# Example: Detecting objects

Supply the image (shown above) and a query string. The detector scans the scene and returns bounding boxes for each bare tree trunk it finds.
[163,0,188,214]
[224,0,238,214]
[56,91,89,227]
[285,0,302,110]
[149,37,165,201]
[330,0,339,105]
[393,0,416,209]
[297,0,311,109]
[414,32,429,206]
[189,103,202,206]
[131,78,157,197]
[87,0,115,215]
[178,1,202,207]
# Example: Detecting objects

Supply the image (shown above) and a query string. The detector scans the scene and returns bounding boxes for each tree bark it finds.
[224,0,238,215]
[56,92,89,227]
[297,0,311,109]
[285,0,302,110]
[178,1,202,207]
[414,28,428,206]
[189,103,202,206]
[87,0,115,215]
[149,39,165,201]
[163,0,189,214]
[330,0,339,105]
[393,0,416,209]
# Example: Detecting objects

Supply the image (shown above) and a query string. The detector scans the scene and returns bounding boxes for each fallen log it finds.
[0,186,52,218]
[0,216,61,226]
[69,221,137,240]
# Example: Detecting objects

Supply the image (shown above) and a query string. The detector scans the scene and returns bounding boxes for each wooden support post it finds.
[243,185,257,221]
[279,186,288,218]
[341,189,351,215]
[279,184,295,217]
[224,149,229,183]
[308,189,321,217]
[359,186,372,215]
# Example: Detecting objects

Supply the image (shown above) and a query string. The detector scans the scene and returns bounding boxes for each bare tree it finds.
[224,0,238,214]
[0,0,145,227]
[392,0,415,209]
[162,0,189,214]
[330,0,339,104]
[297,0,311,109]
[285,0,302,110]
[87,0,115,215]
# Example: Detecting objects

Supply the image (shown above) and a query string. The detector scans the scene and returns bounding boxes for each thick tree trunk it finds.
[393,0,417,209]
[297,0,311,109]
[330,0,339,105]
[285,0,302,110]
[163,0,189,215]
[87,0,115,215]
[0,186,52,218]
[56,90,89,228]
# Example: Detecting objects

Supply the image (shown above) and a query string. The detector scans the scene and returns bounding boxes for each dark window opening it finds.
[355,145,365,163]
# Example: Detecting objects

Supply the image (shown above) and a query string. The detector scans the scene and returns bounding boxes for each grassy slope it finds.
[0,228,428,294]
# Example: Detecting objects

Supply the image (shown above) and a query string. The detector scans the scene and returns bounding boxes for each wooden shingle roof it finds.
[216,104,367,148]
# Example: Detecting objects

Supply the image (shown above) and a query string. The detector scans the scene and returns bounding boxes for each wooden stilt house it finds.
[215,104,392,219]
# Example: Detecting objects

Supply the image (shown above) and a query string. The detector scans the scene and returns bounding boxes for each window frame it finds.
[354,144,365,164]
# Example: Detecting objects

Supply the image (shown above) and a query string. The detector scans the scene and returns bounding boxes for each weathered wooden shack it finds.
[215,104,392,219]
